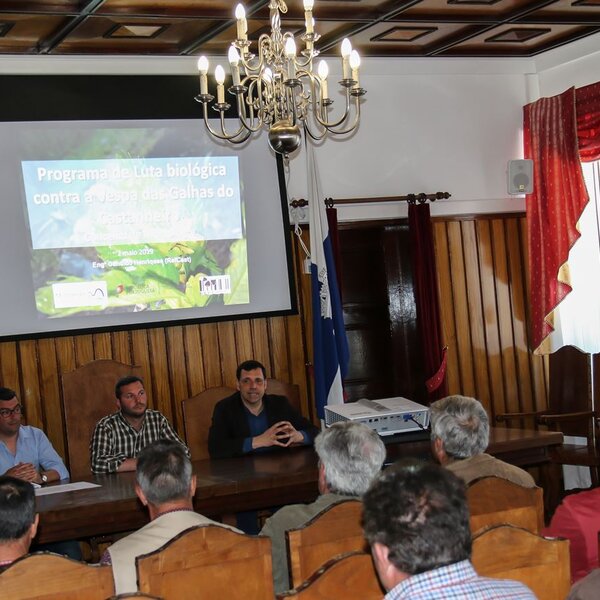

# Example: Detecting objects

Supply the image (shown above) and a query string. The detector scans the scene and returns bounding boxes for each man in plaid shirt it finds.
[90,375,189,474]
[363,461,536,600]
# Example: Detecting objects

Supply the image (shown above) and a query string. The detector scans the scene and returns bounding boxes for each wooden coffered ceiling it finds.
[0,0,598,58]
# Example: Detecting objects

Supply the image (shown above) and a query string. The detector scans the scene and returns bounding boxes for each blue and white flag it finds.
[307,143,349,420]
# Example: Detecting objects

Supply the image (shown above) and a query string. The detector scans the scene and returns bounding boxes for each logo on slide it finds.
[52,281,108,309]
[200,275,231,296]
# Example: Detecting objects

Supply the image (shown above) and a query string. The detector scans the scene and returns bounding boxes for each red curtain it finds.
[408,202,448,400]
[523,82,600,352]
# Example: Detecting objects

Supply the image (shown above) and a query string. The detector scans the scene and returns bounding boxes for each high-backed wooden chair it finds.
[62,359,143,479]
[277,551,383,600]
[182,386,234,460]
[267,378,301,413]
[467,476,544,534]
[136,525,274,599]
[286,499,365,588]
[472,525,571,600]
[182,379,302,461]
[0,553,114,599]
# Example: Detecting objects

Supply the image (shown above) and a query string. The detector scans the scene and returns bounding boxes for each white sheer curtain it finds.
[546,161,600,353]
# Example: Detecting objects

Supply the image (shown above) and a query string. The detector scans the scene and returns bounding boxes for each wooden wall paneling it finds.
[475,219,506,417]
[37,337,66,459]
[268,316,290,380]
[0,341,19,391]
[447,221,476,397]
[166,325,188,433]
[250,318,270,373]
[433,222,461,395]
[54,337,76,378]
[74,334,94,366]
[199,323,222,387]
[130,328,151,398]
[111,330,132,365]
[233,320,254,365]
[19,340,42,429]
[506,218,535,415]
[519,217,548,412]
[217,321,237,386]
[462,220,491,409]
[183,325,205,395]
[490,219,520,417]
[147,328,172,422]
[92,332,112,359]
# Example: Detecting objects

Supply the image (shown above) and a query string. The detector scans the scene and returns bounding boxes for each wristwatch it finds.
[41,473,48,485]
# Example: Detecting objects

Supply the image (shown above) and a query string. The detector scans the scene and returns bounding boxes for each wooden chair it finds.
[182,379,302,461]
[286,499,366,588]
[472,524,571,600]
[0,553,114,599]
[62,359,143,479]
[467,476,544,534]
[497,409,600,486]
[182,386,234,460]
[135,525,274,599]
[277,551,383,600]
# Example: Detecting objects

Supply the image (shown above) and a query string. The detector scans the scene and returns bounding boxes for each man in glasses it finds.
[0,387,69,484]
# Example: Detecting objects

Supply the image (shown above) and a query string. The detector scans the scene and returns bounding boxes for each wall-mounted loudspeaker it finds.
[507,159,534,195]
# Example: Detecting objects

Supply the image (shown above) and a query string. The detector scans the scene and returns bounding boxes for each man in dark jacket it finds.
[208,360,318,459]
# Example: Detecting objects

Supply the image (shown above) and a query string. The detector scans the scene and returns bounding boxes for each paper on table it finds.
[34,481,101,496]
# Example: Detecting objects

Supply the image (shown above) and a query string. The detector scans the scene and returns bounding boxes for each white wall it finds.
[534,31,600,98]
[285,57,534,220]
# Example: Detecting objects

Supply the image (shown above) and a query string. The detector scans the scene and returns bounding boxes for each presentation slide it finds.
[0,118,294,338]
[22,156,247,317]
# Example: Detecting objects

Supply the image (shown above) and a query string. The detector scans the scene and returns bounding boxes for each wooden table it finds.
[35,427,563,544]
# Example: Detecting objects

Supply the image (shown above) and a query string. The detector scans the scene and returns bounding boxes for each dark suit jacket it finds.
[208,392,319,459]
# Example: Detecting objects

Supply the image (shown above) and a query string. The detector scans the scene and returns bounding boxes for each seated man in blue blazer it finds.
[208,360,319,459]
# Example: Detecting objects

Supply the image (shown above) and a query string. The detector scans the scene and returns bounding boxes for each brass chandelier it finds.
[195,0,366,156]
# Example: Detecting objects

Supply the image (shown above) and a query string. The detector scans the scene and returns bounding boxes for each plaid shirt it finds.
[385,560,536,600]
[90,409,190,474]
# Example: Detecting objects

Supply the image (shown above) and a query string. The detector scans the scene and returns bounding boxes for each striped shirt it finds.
[385,560,536,600]
[90,410,190,474]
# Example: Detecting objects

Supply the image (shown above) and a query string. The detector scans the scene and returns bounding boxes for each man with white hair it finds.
[260,421,386,593]
[430,395,535,486]
[101,440,239,594]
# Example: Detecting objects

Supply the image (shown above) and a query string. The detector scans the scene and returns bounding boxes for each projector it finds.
[324,397,430,436]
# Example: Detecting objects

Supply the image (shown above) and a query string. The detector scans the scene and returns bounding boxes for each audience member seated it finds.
[101,439,240,594]
[90,376,189,474]
[568,568,600,600]
[430,395,535,487]
[362,460,536,599]
[543,486,600,582]
[0,476,38,572]
[208,359,319,459]
[260,421,386,593]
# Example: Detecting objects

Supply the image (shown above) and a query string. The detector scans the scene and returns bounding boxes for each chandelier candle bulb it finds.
[215,65,226,103]
[228,46,241,86]
[341,38,352,80]
[235,3,247,41]
[304,0,314,35]
[350,50,360,86]
[197,56,209,95]
[285,37,297,80]
[318,59,329,100]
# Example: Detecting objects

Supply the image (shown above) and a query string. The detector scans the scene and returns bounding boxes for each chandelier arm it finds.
[200,106,252,143]
[314,91,355,129]
[322,99,362,135]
